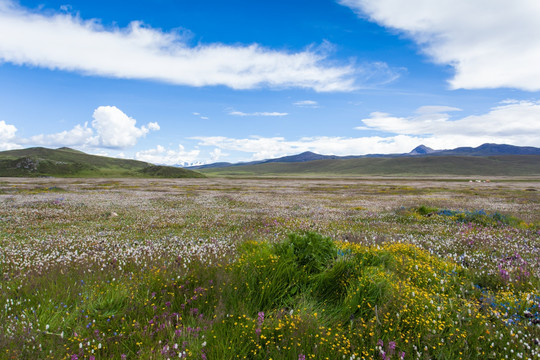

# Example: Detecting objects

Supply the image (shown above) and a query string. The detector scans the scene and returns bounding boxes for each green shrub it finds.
[274,232,337,274]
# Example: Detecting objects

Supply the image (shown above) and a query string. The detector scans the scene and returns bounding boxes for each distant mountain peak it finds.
[409,145,436,155]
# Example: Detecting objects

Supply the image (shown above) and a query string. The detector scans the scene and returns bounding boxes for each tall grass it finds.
[2,231,538,359]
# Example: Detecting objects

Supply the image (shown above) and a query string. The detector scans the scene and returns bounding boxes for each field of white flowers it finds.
[1,177,539,359]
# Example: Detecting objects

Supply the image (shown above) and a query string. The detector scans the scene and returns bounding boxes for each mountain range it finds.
[187,143,540,170]
[1,143,539,178]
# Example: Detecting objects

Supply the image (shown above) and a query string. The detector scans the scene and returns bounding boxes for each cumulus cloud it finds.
[135,144,200,166]
[0,0,365,92]
[0,119,20,150]
[91,106,158,148]
[229,110,288,117]
[21,106,158,149]
[339,0,540,91]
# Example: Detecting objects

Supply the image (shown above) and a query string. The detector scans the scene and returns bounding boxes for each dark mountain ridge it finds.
[188,143,540,170]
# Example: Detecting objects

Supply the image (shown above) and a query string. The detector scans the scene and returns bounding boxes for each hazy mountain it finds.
[189,143,540,170]
[409,145,438,155]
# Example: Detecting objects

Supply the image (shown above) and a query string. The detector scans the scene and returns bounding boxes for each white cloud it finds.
[192,112,209,120]
[135,144,200,166]
[229,110,288,117]
[20,106,158,149]
[359,100,540,140]
[193,135,425,160]
[194,100,540,160]
[0,119,20,150]
[293,100,319,108]
[0,1,364,92]
[414,106,461,115]
[209,148,227,162]
[25,122,96,147]
[339,0,540,91]
[92,106,159,148]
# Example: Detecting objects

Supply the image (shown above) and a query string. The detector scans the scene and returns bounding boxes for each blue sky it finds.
[1,0,539,165]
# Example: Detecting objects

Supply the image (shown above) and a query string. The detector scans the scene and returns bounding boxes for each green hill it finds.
[200,155,540,177]
[0,147,205,178]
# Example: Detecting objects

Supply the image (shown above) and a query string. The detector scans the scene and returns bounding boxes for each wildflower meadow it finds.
[1,177,539,359]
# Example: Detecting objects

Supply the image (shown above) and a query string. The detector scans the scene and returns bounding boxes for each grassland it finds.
[1,177,539,359]
[0,147,204,178]
[199,155,540,177]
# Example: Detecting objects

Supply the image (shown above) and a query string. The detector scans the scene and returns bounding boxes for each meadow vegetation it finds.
[1,177,539,359]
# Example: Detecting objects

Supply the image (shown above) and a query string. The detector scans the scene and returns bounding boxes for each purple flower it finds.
[298,354,306,360]
[121,355,127,360]
[161,345,169,355]
[257,311,265,326]
[377,339,384,347]
[388,341,396,354]
[399,351,406,359]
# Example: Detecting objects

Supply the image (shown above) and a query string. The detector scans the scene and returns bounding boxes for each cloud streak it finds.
[340,0,540,91]
[229,110,288,117]
[0,0,362,91]
[293,100,319,108]
[359,100,540,139]
[194,100,540,160]
[135,145,200,166]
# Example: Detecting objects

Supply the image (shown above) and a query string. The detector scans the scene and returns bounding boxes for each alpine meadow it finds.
[1,0,540,359]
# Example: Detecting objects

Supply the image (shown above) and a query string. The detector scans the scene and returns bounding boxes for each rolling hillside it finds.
[199,155,540,177]
[0,147,205,178]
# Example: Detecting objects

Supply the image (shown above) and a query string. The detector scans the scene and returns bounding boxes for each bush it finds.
[274,232,337,274]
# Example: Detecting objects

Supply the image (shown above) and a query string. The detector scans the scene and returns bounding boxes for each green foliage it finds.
[274,232,337,274]
[2,180,539,360]
[138,165,205,178]
[417,204,439,215]
[201,155,540,177]
[405,205,533,229]
[0,147,205,178]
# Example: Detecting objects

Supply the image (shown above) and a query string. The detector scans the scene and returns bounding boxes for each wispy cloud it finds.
[135,144,200,166]
[192,135,425,160]
[194,100,540,160]
[192,112,209,120]
[0,0,362,91]
[339,0,540,91]
[228,110,288,117]
[293,100,319,108]
[358,100,540,139]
